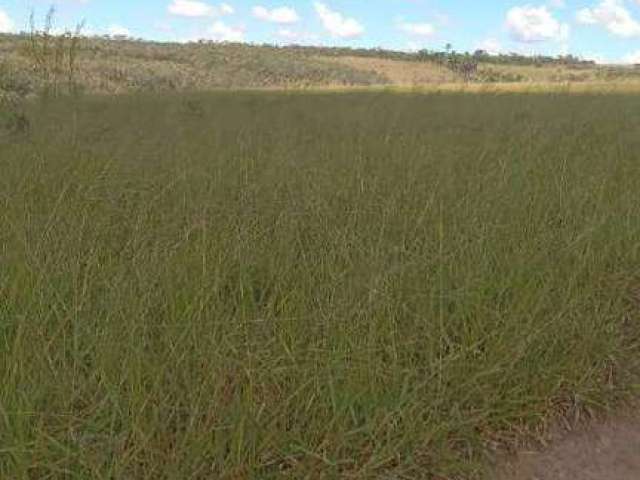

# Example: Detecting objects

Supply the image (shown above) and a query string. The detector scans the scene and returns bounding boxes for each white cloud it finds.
[107,24,131,37]
[252,6,299,24]
[506,5,570,42]
[398,22,435,37]
[277,28,317,40]
[314,2,364,38]
[582,52,609,63]
[207,20,244,41]
[275,28,319,44]
[169,0,215,17]
[404,41,421,52]
[276,28,299,39]
[622,50,640,63]
[0,9,15,33]
[168,0,234,18]
[475,38,504,55]
[577,0,640,37]
[219,3,234,15]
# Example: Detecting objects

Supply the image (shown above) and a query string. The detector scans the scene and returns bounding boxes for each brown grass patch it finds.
[320,55,458,85]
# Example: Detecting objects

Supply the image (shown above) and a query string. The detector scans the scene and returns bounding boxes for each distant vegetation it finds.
[0,32,387,97]
[2,18,640,98]
[288,43,597,67]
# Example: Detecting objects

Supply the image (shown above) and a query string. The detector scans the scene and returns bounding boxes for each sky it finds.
[1,0,640,63]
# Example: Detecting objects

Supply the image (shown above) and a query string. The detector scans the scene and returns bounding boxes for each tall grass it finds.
[21,7,84,98]
[1,91,639,479]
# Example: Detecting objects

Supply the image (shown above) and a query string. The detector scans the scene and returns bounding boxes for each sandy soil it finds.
[497,413,640,480]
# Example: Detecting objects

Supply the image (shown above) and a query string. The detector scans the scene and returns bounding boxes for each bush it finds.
[476,68,526,83]
[22,7,84,97]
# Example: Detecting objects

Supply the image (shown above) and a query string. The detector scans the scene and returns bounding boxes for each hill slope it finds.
[0,35,387,96]
[2,33,640,96]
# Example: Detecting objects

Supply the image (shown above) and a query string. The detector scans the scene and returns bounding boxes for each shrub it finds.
[22,6,84,97]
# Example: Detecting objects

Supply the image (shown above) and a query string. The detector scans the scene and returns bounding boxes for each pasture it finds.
[1,91,639,479]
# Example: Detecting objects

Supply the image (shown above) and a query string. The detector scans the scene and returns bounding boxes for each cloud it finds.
[168,0,234,18]
[475,38,504,55]
[506,5,569,42]
[169,0,215,17]
[107,24,131,37]
[275,28,319,44]
[219,3,234,14]
[276,28,299,39]
[252,6,299,24]
[577,0,640,37]
[314,2,364,38]
[398,22,435,37]
[404,41,421,52]
[582,52,608,63]
[0,9,14,33]
[622,50,640,63]
[207,20,244,41]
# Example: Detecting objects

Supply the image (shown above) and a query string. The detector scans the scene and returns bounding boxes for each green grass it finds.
[1,91,640,479]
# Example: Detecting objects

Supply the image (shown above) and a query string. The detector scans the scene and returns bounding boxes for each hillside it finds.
[2,33,640,97]
[0,34,385,96]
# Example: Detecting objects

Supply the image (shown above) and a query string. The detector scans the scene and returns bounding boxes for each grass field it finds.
[1,91,640,479]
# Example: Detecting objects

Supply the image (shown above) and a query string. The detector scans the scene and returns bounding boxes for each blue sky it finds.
[1,0,640,63]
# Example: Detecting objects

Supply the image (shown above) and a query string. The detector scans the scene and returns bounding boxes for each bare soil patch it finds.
[497,411,640,479]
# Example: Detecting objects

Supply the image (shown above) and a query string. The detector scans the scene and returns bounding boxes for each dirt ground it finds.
[497,412,640,480]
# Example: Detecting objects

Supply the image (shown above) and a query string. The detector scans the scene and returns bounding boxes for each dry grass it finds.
[320,55,459,85]
[238,81,640,95]
[476,64,596,83]
[0,34,387,96]
[421,81,640,94]
[4,32,640,97]
[322,56,640,90]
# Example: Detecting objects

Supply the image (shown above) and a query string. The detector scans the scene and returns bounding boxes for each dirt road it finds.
[498,414,640,480]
